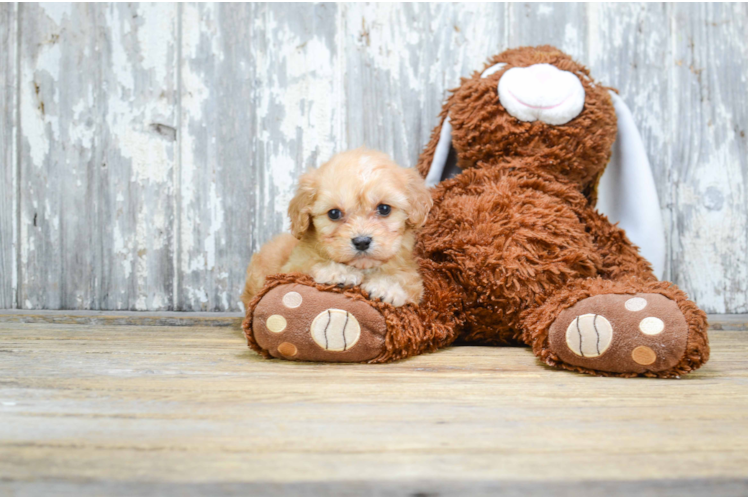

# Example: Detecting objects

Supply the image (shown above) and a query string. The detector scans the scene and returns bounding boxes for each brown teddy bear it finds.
[243,46,709,378]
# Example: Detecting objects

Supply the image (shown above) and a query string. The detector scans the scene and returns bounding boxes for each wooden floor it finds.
[1,316,747,496]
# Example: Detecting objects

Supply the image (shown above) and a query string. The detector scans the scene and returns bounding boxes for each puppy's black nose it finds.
[352,236,372,251]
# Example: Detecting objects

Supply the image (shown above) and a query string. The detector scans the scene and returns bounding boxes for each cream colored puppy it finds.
[241,148,432,310]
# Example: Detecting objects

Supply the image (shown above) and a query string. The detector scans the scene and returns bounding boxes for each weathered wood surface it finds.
[0,3,17,309]
[669,3,748,315]
[1,322,747,495]
[16,3,178,311]
[2,3,747,313]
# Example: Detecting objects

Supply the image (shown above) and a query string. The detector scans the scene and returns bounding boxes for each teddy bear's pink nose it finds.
[529,64,555,83]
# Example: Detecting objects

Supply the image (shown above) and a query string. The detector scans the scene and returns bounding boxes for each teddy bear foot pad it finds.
[252,284,387,362]
[548,293,689,374]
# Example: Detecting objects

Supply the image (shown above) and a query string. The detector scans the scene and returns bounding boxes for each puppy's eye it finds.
[327,209,343,221]
[376,204,391,217]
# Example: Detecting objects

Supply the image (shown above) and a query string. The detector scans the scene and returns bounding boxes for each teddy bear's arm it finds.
[586,209,658,282]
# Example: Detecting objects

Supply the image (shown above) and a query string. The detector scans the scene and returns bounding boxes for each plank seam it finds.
[336,3,347,149]
[94,3,103,309]
[667,3,676,284]
[504,4,511,48]
[14,1,21,310]
[174,3,183,311]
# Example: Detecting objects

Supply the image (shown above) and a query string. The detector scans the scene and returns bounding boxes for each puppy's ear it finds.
[288,171,317,239]
[404,168,433,228]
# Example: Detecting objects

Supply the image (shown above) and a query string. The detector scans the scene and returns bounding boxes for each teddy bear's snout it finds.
[497,63,585,126]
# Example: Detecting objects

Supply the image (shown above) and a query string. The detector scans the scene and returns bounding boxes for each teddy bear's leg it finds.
[249,281,387,362]
[243,268,463,363]
[522,277,709,377]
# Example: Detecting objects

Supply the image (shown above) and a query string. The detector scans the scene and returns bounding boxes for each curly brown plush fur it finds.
[243,45,709,377]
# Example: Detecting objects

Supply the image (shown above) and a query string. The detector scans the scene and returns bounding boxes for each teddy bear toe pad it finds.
[252,284,386,362]
[549,293,688,374]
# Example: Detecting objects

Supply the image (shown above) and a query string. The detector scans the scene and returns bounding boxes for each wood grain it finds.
[3,3,747,313]
[17,4,179,310]
[1,321,746,495]
[178,3,345,312]
[343,3,506,167]
[670,3,748,314]
[0,3,17,309]
[507,3,588,61]
[178,3,259,312]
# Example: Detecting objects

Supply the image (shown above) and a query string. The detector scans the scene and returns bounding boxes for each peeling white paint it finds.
[68,98,95,150]
[136,4,174,87]
[676,139,747,312]
[179,3,222,309]
[21,48,60,168]
[563,24,580,57]
[113,222,132,281]
[537,5,553,16]
[108,7,135,92]
[39,3,71,27]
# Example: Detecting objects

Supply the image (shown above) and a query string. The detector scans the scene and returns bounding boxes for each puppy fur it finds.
[241,148,432,310]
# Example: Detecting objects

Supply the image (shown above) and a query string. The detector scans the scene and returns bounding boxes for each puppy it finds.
[241,148,432,310]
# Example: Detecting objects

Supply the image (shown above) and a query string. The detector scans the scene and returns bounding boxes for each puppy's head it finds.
[288,148,432,269]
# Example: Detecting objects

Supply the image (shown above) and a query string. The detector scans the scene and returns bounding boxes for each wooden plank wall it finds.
[1,3,746,313]
[0,3,18,309]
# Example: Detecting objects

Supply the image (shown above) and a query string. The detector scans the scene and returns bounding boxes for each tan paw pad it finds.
[625,297,647,311]
[639,317,665,335]
[277,342,298,357]
[311,309,361,351]
[266,315,287,333]
[282,291,303,308]
[565,313,613,358]
[632,346,657,365]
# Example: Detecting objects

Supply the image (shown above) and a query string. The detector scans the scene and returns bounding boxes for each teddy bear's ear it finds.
[424,116,455,188]
[424,63,508,188]
[596,91,666,279]
[480,62,507,78]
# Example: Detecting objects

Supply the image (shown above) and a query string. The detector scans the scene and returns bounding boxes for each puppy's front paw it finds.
[363,279,408,307]
[313,263,363,287]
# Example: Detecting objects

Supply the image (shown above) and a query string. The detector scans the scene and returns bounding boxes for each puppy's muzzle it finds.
[352,236,372,252]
